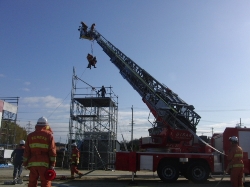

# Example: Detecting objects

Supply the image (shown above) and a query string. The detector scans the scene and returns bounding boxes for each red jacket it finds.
[70,148,80,165]
[227,144,244,168]
[23,125,57,168]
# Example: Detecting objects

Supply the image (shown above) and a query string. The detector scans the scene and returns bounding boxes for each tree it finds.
[0,121,27,147]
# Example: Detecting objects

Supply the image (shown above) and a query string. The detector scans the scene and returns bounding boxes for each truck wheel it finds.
[157,161,179,182]
[187,162,209,183]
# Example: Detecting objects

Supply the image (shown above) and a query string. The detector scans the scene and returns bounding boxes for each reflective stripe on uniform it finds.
[72,154,76,156]
[50,157,56,162]
[29,143,49,149]
[27,162,49,167]
[234,154,243,157]
[23,157,28,162]
[232,164,244,168]
[230,164,244,168]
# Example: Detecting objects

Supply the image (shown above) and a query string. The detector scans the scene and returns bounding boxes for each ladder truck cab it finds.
[78,23,250,183]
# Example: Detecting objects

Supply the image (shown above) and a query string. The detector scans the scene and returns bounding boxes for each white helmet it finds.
[36,117,48,126]
[71,142,77,147]
[229,136,238,143]
[19,140,25,145]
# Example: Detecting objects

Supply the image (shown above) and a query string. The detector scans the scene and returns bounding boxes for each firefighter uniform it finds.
[23,117,57,187]
[227,136,244,187]
[11,140,25,180]
[70,143,83,178]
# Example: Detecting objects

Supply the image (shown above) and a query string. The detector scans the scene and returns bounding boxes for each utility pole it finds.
[131,105,134,151]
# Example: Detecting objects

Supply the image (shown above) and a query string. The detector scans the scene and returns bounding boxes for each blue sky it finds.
[1,1,250,143]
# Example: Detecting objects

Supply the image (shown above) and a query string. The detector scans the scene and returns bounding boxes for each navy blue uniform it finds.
[11,145,25,179]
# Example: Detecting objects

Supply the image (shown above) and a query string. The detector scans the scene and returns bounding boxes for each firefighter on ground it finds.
[23,117,57,187]
[86,53,97,69]
[226,136,244,187]
[69,142,83,179]
[11,140,25,182]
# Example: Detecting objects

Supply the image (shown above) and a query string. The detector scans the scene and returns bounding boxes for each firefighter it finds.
[69,142,83,179]
[86,53,97,69]
[11,140,25,183]
[98,85,106,97]
[226,136,244,187]
[23,117,57,187]
[80,21,88,35]
[91,56,97,68]
[90,23,95,32]
[87,53,93,69]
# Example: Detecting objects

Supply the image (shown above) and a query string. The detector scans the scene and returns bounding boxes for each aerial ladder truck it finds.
[78,24,250,183]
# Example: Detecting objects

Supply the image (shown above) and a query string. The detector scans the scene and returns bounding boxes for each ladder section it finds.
[88,29,200,133]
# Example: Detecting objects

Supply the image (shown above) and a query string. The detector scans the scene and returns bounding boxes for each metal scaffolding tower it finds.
[68,68,118,170]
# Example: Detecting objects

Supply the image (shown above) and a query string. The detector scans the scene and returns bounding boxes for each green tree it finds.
[0,121,27,147]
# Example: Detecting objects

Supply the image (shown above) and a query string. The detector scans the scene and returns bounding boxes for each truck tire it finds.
[187,162,209,183]
[157,161,179,182]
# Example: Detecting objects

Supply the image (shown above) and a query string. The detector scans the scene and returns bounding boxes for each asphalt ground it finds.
[1,167,250,187]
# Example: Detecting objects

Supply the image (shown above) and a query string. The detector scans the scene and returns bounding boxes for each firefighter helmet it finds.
[71,142,77,147]
[19,140,25,145]
[44,169,56,181]
[229,136,238,143]
[36,117,48,126]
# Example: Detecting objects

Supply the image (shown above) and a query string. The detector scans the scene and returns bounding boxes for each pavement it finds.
[1,166,250,187]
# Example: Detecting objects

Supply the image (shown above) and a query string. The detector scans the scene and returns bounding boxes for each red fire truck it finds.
[78,23,250,183]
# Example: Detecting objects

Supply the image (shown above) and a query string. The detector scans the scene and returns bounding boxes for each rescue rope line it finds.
[214,165,229,187]
[48,67,88,119]
[91,40,94,55]
[173,114,226,156]
[214,172,226,187]
[47,92,70,119]
[74,76,95,90]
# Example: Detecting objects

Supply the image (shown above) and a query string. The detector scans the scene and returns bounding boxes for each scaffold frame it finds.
[68,68,118,170]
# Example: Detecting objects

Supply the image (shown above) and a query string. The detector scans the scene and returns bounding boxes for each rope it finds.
[214,171,226,187]
[91,40,94,55]
[214,165,229,187]
[47,67,88,119]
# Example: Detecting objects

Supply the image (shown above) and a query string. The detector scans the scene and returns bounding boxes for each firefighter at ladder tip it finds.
[226,136,244,187]
[69,142,84,179]
[23,117,57,187]
[79,21,98,69]
[79,22,95,37]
